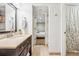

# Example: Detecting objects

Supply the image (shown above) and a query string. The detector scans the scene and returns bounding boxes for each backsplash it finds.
[0,32,21,39]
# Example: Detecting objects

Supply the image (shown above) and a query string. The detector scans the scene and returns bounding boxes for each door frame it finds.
[61,4,66,56]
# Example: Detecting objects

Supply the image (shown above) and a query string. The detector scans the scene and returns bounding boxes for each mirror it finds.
[0,4,5,31]
[0,3,17,33]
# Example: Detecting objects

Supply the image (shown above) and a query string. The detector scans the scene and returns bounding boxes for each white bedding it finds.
[36,32,45,37]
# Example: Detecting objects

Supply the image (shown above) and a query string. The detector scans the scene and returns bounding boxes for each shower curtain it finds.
[66,6,79,51]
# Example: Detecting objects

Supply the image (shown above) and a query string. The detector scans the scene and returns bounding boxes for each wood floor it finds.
[36,39,45,45]
[32,38,60,56]
[32,45,60,56]
[32,45,49,56]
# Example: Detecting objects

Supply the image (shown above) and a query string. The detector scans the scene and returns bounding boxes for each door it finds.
[63,4,79,56]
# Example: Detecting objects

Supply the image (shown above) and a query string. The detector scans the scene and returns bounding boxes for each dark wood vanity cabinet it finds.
[0,35,32,56]
[17,36,31,56]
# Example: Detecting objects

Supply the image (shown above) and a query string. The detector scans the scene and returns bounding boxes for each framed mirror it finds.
[0,3,17,33]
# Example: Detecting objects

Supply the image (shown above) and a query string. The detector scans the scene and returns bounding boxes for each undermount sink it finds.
[12,35,24,38]
[0,33,23,40]
[10,36,24,41]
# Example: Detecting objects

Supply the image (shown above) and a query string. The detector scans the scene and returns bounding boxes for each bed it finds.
[36,32,45,39]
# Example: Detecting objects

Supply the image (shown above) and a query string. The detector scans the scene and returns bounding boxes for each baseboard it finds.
[67,50,79,53]
[49,52,61,56]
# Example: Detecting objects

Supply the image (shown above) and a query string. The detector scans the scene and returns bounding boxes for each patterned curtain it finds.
[66,6,79,51]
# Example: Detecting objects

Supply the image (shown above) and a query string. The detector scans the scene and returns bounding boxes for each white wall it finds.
[16,3,32,34]
[48,4,61,53]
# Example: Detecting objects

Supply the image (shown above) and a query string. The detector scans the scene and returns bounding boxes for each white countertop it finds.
[0,34,32,49]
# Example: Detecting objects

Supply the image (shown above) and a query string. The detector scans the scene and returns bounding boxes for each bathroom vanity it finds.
[0,34,32,56]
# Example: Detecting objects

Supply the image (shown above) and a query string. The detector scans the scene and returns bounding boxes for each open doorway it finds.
[32,4,49,56]
[32,5,48,46]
